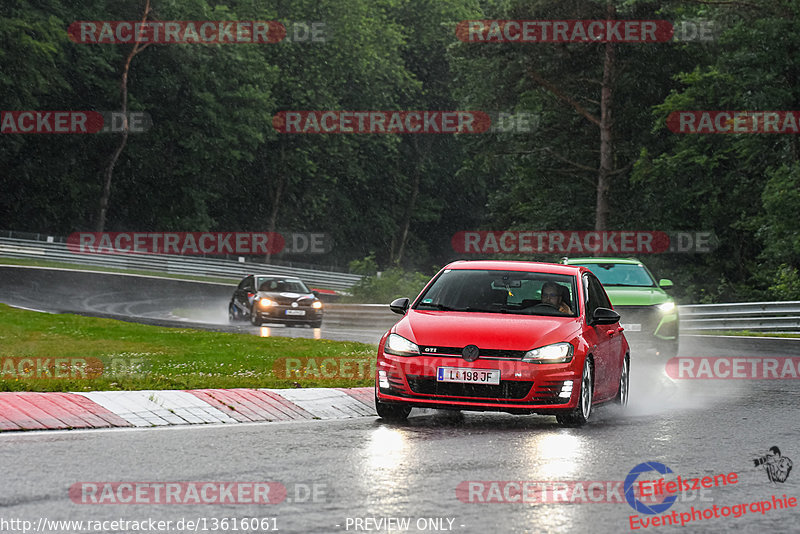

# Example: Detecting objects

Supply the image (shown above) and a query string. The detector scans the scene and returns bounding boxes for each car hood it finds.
[394,310,582,351]
[603,286,671,307]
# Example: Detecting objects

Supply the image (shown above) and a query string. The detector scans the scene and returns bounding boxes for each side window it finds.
[258,278,275,291]
[242,276,255,292]
[583,274,596,319]
[593,277,612,309]
[586,275,611,320]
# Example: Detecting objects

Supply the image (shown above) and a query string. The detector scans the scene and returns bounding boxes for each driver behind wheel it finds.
[541,281,572,314]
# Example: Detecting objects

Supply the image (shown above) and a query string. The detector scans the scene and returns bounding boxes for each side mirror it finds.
[590,307,620,326]
[311,290,319,297]
[659,279,674,289]
[389,297,410,315]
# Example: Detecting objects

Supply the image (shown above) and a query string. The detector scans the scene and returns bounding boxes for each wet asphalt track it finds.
[1,265,799,533]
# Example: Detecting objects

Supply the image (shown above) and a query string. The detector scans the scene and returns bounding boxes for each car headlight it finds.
[657,301,676,313]
[258,298,277,308]
[312,301,323,309]
[522,342,574,363]
[384,333,419,356]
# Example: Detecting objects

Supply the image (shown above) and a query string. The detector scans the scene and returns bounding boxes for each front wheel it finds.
[375,393,411,421]
[556,357,594,427]
[614,355,630,407]
[250,306,262,326]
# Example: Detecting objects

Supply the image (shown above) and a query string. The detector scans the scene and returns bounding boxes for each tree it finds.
[96,0,153,231]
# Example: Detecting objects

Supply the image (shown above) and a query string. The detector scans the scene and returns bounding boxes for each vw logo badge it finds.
[291,302,299,308]
[462,344,480,362]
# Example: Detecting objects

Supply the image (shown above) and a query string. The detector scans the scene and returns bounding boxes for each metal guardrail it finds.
[323,304,401,331]
[326,303,800,334]
[1,234,797,333]
[678,302,800,333]
[0,236,362,292]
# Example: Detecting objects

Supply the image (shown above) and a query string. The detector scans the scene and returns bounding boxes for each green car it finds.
[563,257,679,357]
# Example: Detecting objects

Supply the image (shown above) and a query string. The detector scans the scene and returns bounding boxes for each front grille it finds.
[406,376,533,400]
[418,346,526,360]
[616,306,660,335]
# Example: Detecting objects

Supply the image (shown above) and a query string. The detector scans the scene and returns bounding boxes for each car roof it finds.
[445,259,583,276]
[565,257,643,265]
[251,274,303,281]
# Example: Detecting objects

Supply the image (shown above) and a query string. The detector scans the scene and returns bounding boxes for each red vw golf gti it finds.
[375,260,630,426]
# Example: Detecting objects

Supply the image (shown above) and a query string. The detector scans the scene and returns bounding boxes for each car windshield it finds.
[257,278,310,293]
[576,263,655,287]
[414,269,578,317]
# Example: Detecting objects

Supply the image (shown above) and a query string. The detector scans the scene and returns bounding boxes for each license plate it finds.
[285,310,306,316]
[437,367,500,385]
[621,323,641,332]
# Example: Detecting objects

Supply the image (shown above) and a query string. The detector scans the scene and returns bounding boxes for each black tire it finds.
[375,393,411,421]
[250,305,262,326]
[614,355,630,407]
[556,357,594,427]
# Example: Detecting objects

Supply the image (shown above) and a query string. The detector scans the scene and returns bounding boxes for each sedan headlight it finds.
[657,301,676,313]
[312,301,323,309]
[384,333,419,356]
[258,298,277,308]
[522,342,574,363]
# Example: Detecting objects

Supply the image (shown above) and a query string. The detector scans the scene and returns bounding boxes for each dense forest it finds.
[2,0,799,303]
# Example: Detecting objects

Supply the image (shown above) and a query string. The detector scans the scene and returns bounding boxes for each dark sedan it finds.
[229,274,323,328]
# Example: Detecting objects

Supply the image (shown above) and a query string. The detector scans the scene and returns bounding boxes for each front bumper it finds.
[253,305,323,323]
[375,354,582,413]
[615,305,678,342]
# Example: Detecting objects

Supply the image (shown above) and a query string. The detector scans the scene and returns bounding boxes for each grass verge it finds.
[0,303,375,392]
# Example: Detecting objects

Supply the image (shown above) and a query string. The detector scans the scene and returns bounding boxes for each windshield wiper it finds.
[416,303,465,311]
